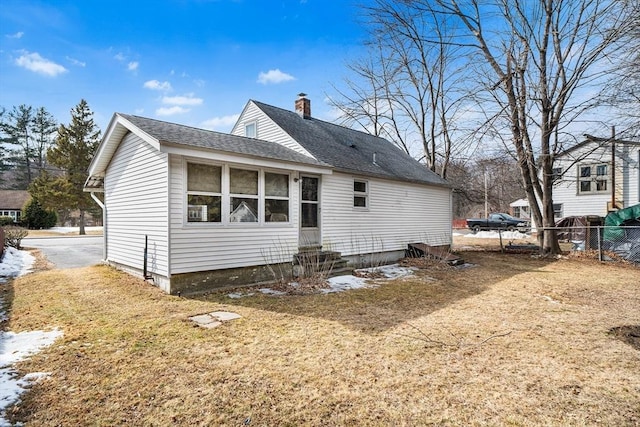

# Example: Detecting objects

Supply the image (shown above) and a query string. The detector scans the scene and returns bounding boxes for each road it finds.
[22,236,103,269]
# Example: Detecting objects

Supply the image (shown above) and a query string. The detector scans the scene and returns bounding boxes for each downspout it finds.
[90,191,107,263]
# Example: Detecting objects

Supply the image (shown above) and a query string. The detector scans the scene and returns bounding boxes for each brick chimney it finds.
[295,93,311,119]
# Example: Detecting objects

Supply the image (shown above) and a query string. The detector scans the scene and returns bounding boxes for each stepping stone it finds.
[189,311,242,328]
[210,311,242,321]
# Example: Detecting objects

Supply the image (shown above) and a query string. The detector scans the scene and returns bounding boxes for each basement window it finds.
[353,180,368,208]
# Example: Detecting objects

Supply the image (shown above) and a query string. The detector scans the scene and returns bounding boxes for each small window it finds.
[354,180,368,208]
[552,167,562,182]
[245,122,256,138]
[553,203,563,218]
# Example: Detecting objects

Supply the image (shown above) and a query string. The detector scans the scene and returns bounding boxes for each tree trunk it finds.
[79,209,86,235]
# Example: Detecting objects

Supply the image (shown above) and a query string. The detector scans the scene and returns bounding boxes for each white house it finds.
[551,137,639,219]
[84,95,452,295]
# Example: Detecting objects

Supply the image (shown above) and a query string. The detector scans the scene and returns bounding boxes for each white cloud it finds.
[143,80,172,91]
[15,51,67,77]
[201,114,240,130]
[128,61,139,71]
[257,68,295,85]
[6,32,24,39]
[162,94,203,106]
[114,52,125,61]
[156,106,189,116]
[66,56,86,67]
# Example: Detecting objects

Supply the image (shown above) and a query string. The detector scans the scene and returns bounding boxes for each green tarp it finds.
[604,203,640,241]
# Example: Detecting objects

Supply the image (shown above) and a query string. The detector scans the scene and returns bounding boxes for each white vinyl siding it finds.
[553,142,640,217]
[231,101,315,158]
[104,133,169,277]
[169,155,300,274]
[321,173,452,256]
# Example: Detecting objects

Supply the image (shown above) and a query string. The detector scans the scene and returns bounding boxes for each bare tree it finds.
[330,0,476,178]
[404,0,637,254]
[601,1,640,139]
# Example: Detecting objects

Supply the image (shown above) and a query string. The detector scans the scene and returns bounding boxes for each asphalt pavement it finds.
[22,236,104,269]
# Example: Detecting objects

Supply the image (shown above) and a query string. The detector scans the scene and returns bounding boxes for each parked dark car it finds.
[466,213,530,233]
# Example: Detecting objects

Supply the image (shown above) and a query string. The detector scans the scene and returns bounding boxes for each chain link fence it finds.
[542,225,640,264]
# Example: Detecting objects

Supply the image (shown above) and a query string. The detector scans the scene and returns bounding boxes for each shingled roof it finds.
[119,114,330,168]
[0,190,30,210]
[252,100,450,187]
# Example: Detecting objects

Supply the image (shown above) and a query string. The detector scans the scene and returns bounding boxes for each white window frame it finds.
[244,122,257,138]
[553,203,563,218]
[184,160,291,226]
[577,162,609,195]
[264,171,291,224]
[353,179,368,209]
[186,162,223,223]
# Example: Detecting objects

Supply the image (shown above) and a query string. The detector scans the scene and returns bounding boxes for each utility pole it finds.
[610,126,616,211]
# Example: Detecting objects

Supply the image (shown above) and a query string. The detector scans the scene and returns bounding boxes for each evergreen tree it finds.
[22,198,57,229]
[31,107,58,176]
[0,105,34,188]
[0,105,57,189]
[47,99,101,235]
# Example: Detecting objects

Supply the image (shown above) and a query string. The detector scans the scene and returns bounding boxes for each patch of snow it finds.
[0,248,62,425]
[323,275,371,293]
[0,329,63,425]
[48,226,103,234]
[258,288,287,296]
[226,264,418,298]
[359,264,417,279]
[464,230,529,240]
[0,247,35,280]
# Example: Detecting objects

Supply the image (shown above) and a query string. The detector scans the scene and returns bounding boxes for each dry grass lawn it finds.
[3,251,639,426]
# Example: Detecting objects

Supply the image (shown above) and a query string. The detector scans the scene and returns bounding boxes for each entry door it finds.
[300,175,320,247]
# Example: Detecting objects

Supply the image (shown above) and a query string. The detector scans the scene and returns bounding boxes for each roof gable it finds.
[252,101,449,187]
[86,113,331,188]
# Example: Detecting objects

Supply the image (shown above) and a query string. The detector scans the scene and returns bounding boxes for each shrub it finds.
[0,216,15,226]
[22,199,57,229]
[3,225,29,249]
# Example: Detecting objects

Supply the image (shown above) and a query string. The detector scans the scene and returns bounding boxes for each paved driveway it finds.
[22,236,103,269]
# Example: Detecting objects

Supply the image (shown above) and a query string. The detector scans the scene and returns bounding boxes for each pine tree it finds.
[0,104,35,188]
[31,107,58,176]
[47,99,101,235]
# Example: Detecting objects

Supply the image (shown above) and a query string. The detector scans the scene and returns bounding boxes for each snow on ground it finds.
[48,226,103,234]
[0,247,35,284]
[0,248,63,425]
[463,230,530,240]
[229,264,417,298]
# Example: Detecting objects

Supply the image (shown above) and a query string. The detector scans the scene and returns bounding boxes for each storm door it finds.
[299,175,320,247]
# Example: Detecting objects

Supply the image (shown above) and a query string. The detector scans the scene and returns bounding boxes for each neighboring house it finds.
[84,95,452,295]
[0,190,30,223]
[552,137,639,219]
[509,198,530,219]
[513,137,640,227]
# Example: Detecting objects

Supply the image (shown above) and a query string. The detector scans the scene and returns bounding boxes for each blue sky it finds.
[0,0,368,133]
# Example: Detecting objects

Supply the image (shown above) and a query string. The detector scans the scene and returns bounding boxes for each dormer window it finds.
[245,122,256,138]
